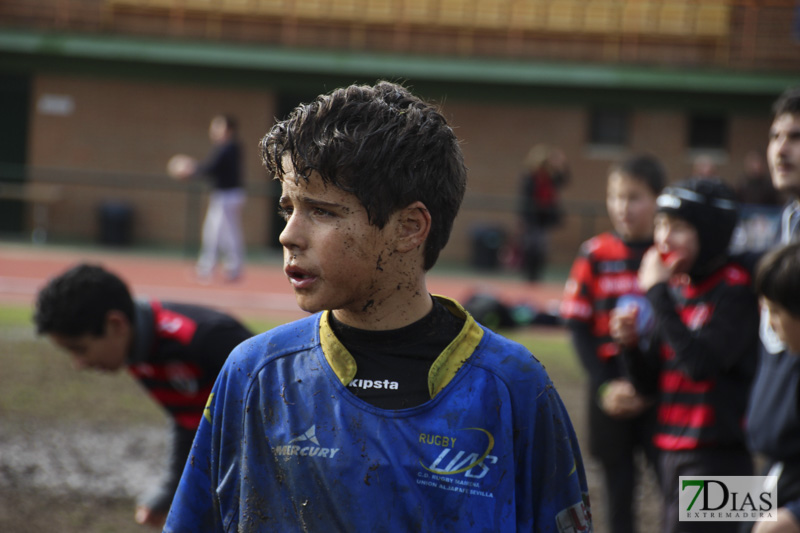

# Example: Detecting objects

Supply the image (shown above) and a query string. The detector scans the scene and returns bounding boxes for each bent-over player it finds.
[34,263,253,528]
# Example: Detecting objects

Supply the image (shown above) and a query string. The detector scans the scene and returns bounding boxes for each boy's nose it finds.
[279,214,306,251]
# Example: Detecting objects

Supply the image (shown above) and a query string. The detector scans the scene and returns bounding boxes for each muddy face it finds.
[278,171,398,321]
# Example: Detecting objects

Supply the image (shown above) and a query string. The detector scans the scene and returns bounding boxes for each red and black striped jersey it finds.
[561,232,651,361]
[127,300,254,430]
[625,263,759,451]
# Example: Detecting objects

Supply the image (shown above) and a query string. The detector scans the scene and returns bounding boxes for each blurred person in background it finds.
[168,114,246,283]
[690,153,721,180]
[516,143,569,281]
[747,242,800,533]
[744,86,800,533]
[737,150,782,207]
[732,150,784,255]
[768,87,800,243]
[611,178,759,533]
[561,153,666,533]
[33,263,253,528]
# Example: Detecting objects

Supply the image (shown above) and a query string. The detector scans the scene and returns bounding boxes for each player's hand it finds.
[599,379,652,419]
[752,508,800,533]
[638,247,672,292]
[609,306,638,348]
[134,505,168,528]
[167,154,197,180]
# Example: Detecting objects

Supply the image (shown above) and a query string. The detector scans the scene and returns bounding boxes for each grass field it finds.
[0,302,659,532]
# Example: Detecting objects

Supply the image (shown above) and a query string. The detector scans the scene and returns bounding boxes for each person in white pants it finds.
[168,115,246,282]
[197,187,245,281]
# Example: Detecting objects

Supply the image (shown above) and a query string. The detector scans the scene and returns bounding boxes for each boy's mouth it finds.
[285,265,317,289]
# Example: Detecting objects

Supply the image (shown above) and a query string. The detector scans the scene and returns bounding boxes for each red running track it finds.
[0,243,565,325]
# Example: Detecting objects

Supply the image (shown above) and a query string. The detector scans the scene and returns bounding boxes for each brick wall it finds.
[21,72,777,266]
[28,74,277,247]
[6,0,791,265]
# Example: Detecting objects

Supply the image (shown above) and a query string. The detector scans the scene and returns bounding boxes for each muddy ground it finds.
[0,320,661,532]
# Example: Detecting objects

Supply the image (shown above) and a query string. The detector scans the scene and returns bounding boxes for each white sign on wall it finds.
[37,94,75,116]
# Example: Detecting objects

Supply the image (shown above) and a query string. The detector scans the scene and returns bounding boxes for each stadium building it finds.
[1,0,799,266]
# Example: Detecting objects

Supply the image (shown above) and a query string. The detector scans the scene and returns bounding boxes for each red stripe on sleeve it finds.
[658,403,715,428]
[660,370,713,393]
[653,433,700,451]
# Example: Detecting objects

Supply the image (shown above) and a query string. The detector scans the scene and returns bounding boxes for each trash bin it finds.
[97,201,134,246]
[470,225,505,270]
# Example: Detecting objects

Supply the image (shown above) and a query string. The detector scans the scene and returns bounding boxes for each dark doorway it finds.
[0,74,31,235]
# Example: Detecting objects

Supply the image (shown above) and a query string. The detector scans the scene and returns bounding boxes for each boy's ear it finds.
[395,201,431,253]
[105,310,130,337]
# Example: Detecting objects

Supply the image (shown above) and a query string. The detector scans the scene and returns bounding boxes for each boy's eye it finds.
[277,206,292,220]
[312,207,333,217]
[277,204,337,221]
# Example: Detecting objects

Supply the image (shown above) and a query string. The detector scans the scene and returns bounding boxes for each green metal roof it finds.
[1,28,798,97]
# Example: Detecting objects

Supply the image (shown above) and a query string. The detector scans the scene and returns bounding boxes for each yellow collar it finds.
[319,295,484,399]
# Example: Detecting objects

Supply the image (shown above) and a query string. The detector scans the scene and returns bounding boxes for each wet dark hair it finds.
[260,81,467,271]
[34,263,134,337]
[610,153,667,196]
[755,242,800,317]
[773,86,800,117]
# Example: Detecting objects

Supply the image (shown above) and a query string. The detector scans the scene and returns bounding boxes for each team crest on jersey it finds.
[272,425,341,459]
[156,309,197,344]
[159,317,184,334]
[415,428,498,498]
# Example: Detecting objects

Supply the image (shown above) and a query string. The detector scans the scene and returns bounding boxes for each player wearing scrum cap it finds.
[610,178,760,533]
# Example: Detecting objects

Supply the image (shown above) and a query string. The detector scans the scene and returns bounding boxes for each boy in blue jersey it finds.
[164,81,591,532]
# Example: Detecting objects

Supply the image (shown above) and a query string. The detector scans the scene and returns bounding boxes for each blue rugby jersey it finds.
[164,297,591,532]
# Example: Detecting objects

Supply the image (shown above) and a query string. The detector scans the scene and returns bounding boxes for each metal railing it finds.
[0,163,609,262]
